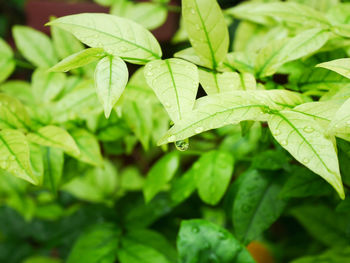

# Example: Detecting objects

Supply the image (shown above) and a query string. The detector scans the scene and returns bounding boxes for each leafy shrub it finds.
[0,0,350,262]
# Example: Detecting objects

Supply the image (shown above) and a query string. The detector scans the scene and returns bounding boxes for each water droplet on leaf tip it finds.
[175,139,189,151]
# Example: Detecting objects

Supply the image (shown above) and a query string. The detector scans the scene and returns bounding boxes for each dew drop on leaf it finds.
[303,126,314,133]
[273,130,281,136]
[192,226,200,233]
[190,8,195,14]
[281,140,288,146]
[175,139,189,151]
[164,102,171,108]
[302,158,309,164]
[168,135,176,142]
[195,127,204,134]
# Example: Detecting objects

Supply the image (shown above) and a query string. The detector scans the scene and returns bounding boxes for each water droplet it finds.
[175,139,189,151]
[195,24,201,30]
[192,226,200,233]
[303,126,314,133]
[273,130,281,136]
[164,102,171,108]
[281,140,288,146]
[9,156,15,161]
[190,8,195,14]
[168,135,176,142]
[302,158,309,164]
[195,127,203,133]
[146,71,153,76]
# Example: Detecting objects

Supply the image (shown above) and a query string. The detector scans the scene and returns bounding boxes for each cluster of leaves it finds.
[1,0,350,262]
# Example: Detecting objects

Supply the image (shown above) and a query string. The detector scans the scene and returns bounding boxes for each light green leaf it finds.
[174,47,206,68]
[95,55,129,118]
[317,58,350,79]
[268,110,344,199]
[198,69,239,94]
[195,150,234,205]
[144,58,199,122]
[220,51,255,74]
[70,129,103,167]
[0,93,31,131]
[328,98,350,141]
[47,13,162,64]
[177,219,255,263]
[67,223,120,263]
[51,22,84,59]
[27,126,80,156]
[0,38,15,83]
[29,143,44,185]
[158,91,274,145]
[49,48,105,73]
[232,169,286,244]
[226,2,330,28]
[0,129,37,184]
[143,152,179,203]
[182,0,229,69]
[111,1,167,30]
[0,80,35,105]
[12,26,58,67]
[63,159,118,203]
[42,146,64,194]
[23,256,62,263]
[291,204,350,247]
[32,69,66,102]
[170,166,197,205]
[255,29,329,77]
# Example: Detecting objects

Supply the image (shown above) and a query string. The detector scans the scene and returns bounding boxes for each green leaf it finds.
[0,129,37,184]
[291,204,350,247]
[12,26,58,67]
[182,0,229,69]
[144,58,199,122]
[32,69,66,102]
[252,149,289,171]
[177,219,255,263]
[70,129,103,167]
[174,47,207,68]
[111,1,167,30]
[42,146,64,194]
[0,93,31,131]
[291,247,350,263]
[67,223,120,263]
[226,2,331,28]
[47,13,162,64]
[0,38,15,83]
[328,98,350,141]
[280,166,332,198]
[49,48,105,73]
[170,166,197,205]
[143,152,179,203]
[268,110,344,199]
[51,22,84,60]
[23,256,61,263]
[63,159,118,203]
[95,55,129,118]
[194,150,234,205]
[198,69,238,94]
[232,169,286,244]
[255,29,329,77]
[27,126,80,156]
[0,80,35,105]
[158,91,273,145]
[317,58,350,79]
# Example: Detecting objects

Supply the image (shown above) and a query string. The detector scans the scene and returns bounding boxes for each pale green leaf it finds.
[220,51,255,74]
[0,38,15,83]
[67,223,120,263]
[70,129,103,167]
[198,69,237,94]
[143,152,179,203]
[111,1,167,30]
[0,129,37,184]
[317,58,350,79]
[12,26,58,67]
[174,47,206,68]
[158,91,275,145]
[29,143,44,185]
[232,169,286,244]
[0,93,31,131]
[27,126,80,156]
[42,146,64,194]
[268,110,344,199]
[47,13,162,64]
[144,58,199,122]
[226,2,330,28]
[328,98,350,141]
[291,247,350,263]
[49,48,105,73]
[0,80,35,105]
[195,150,234,205]
[32,69,66,102]
[95,55,128,118]
[51,23,84,59]
[182,0,229,69]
